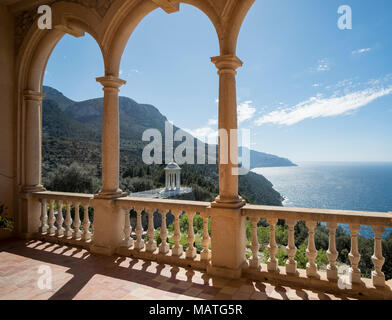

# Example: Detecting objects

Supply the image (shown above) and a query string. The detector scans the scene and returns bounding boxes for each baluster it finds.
[200,213,211,261]
[159,210,169,254]
[372,225,385,287]
[64,201,73,238]
[48,199,56,236]
[267,218,279,273]
[122,208,133,247]
[55,200,64,237]
[186,212,196,259]
[39,199,48,234]
[306,221,320,279]
[146,210,157,252]
[134,208,145,250]
[73,202,82,239]
[249,217,260,269]
[286,219,298,275]
[171,210,183,257]
[348,224,361,284]
[82,204,91,241]
[326,222,338,281]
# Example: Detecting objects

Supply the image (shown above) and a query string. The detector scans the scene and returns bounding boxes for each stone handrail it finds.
[241,204,392,297]
[242,204,392,226]
[115,196,210,213]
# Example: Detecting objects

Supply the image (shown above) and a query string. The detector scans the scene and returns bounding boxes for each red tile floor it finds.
[0,239,354,300]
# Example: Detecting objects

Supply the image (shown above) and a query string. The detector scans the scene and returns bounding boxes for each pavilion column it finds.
[95,76,126,199]
[176,171,180,189]
[207,55,246,279]
[211,55,245,208]
[19,90,46,238]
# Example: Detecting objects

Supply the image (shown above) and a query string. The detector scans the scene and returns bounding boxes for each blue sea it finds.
[252,162,392,239]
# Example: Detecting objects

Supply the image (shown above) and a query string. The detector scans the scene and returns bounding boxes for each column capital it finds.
[23,90,45,101]
[211,55,243,74]
[96,76,126,90]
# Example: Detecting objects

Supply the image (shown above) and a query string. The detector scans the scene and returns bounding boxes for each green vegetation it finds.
[41,86,286,205]
[0,204,13,231]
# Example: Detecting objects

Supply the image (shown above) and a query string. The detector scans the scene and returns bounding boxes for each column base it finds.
[94,190,128,199]
[207,263,244,279]
[90,244,117,256]
[372,271,385,287]
[211,195,246,209]
[21,185,46,193]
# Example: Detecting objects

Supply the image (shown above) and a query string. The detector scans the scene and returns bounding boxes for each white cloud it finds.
[215,98,219,104]
[119,70,123,75]
[183,127,218,142]
[312,83,320,87]
[238,101,256,122]
[316,59,330,72]
[352,48,371,54]
[255,85,392,126]
[184,100,256,142]
[207,118,218,126]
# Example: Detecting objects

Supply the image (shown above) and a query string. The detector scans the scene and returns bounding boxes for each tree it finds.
[44,162,99,193]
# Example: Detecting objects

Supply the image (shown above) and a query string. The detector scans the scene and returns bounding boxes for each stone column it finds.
[90,76,127,256]
[22,90,46,192]
[95,76,126,199]
[19,90,46,239]
[207,55,246,279]
[210,55,245,208]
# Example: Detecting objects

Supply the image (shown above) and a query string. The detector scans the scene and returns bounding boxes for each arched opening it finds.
[236,0,392,278]
[41,33,104,194]
[118,4,220,203]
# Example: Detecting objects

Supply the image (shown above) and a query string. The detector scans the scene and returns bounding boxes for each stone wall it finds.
[0,5,16,220]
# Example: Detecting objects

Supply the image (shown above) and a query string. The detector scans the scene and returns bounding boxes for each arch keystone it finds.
[151,0,180,13]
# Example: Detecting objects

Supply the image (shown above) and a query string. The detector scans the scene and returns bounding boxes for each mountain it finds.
[42,86,296,168]
[41,86,293,205]
[240,147,296,169]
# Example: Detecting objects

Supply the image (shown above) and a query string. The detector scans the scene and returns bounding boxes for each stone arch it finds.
[101,0,224,76]
[15,1,105,188]
[16,2,104,93]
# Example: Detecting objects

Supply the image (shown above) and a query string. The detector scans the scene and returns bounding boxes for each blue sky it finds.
[44,0,392,162]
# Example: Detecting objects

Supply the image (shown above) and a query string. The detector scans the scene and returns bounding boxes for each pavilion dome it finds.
[165,162,180,170]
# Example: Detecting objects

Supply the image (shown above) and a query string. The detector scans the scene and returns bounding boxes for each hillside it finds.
[41,86,292,205]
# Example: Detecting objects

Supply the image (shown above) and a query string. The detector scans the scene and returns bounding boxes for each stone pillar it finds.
[207,55,246,279]
[22,90,46,192]
[95,76,126,199]
[19,90,46,239]
[91,76,127,256]
[210,55,245,208]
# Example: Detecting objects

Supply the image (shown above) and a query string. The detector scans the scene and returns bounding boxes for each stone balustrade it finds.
[29,191,392,299]
[242,204,392,299]
[33,191,94,248]
[114,197,211,270]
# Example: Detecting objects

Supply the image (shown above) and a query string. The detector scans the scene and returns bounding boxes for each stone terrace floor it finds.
[0,239,356,300]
